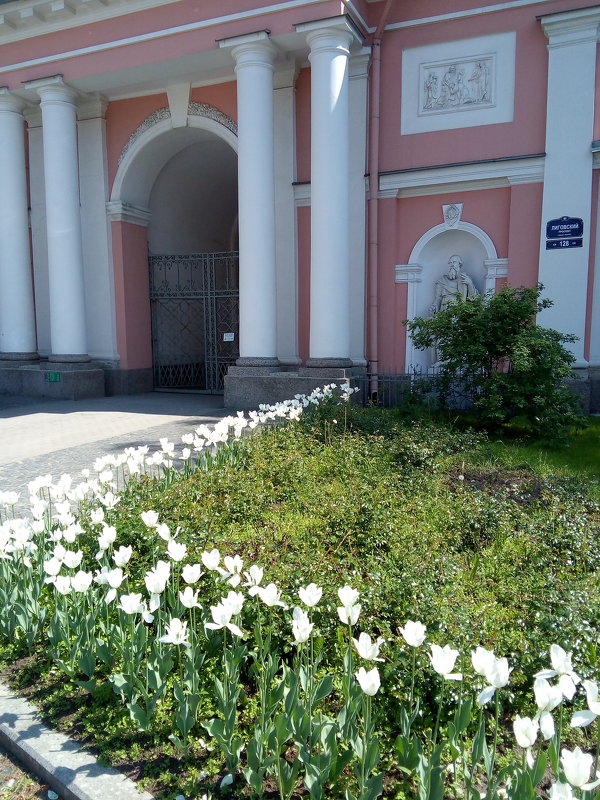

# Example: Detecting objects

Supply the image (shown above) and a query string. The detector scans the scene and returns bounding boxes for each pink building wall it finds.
[111,221,153,370]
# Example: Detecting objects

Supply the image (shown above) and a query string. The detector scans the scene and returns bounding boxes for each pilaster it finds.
[538,7,600,363]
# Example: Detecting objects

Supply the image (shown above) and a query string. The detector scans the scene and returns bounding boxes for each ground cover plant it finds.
[0,385,598,800]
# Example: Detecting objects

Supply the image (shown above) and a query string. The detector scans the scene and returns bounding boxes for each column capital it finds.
[24,75,78,105]
[77,93,108,121]
[219,30,276,69]
[0,87,26,114]
[540,6,600,48]
[295,15,362,53]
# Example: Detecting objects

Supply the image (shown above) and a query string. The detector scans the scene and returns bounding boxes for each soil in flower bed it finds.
[0,738,49,800]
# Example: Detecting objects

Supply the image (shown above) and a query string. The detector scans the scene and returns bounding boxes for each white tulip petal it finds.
[540,711,555,740]
[477,686,496,706]
[570,710,597,728]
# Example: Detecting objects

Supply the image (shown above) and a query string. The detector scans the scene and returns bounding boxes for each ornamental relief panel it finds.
[420,55,495,116]
[401,32,515,135]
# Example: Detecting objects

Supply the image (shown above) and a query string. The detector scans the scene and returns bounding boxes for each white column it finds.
[222,32,278,365]
[35,78,88,361]
[0,89,37,359]
[299,18,359,365]
[538,7,600,365]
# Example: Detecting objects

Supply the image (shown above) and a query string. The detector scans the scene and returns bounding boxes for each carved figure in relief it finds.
[423,72,439,109]
[468,61,490,103]
[431,255,478,314]
[439,64,461,108]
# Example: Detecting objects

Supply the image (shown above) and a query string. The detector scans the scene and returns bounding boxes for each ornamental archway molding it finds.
[110,103,238,210]
[395,220,508,372]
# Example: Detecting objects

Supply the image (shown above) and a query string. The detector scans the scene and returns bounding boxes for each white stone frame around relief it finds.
[395,220,508,370]
[401,31,516,135]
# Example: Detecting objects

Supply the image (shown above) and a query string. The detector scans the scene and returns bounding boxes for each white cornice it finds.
[379,156,545,198]
[0,0,329,47]
[383,0,566,32]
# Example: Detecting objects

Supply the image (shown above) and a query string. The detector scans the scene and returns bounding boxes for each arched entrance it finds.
[109,106,239,392]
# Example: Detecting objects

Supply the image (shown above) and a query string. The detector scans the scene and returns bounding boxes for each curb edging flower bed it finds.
[0,681,153,800]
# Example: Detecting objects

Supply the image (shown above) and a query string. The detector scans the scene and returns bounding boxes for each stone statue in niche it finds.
[431,254,478,313]
[430,254,479,364]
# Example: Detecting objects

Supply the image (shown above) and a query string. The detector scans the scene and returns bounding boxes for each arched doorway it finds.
[148,134,238,391]
[110,106,238,392]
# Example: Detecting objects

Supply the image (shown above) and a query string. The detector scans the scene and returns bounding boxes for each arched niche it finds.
[395,220,507,373]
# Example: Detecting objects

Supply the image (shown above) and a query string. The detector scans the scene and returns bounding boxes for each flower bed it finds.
[0,385,598,800]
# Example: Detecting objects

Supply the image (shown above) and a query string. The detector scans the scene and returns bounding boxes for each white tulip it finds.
[571,679,600,728]
[561,747,600,790]
[159,617,190,646]
[71,571,93,593]
[337,604,361,626]
[338,585,359,607]
[118,593,144,615]
[141,510,159,528]
[181,563,203,584]
[298,583,323,608]
[179,586,201,609]
[513,715,538,749]
[353,632,385,662]
[113,545,133,568]
[167,539,187,562]
[399,620,427,648]
[429,644,462,680]
[355,666,381,696]
[291,607,313,646]
[471,646,495,677]
[201,548,221,571]
[256,583,287,608]
[536,645,580,701]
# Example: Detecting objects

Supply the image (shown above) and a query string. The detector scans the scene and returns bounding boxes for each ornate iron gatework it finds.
[149,252,239,391]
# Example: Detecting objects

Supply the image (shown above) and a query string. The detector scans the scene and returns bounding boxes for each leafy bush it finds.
[406,284,585,439]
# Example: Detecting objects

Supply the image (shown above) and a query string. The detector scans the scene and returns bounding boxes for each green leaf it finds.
[313,675,334,705]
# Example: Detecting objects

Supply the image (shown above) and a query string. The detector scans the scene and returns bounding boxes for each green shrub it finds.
[406,284,585,439]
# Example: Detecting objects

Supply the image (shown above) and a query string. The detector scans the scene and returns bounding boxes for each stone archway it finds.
[395,219,507,373]
[108,104,238,390]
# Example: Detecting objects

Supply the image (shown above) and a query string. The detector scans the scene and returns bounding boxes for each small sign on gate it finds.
[223,332,235,342]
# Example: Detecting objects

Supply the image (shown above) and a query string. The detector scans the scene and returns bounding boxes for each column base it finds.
[224,364,366,409]
[0,352,39,367]
[236,357,280,368]
[0,363,105,400]
[45,355,92,370]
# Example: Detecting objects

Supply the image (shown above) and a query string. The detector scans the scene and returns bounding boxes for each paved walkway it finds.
[0,392,228,513]
[0,391,230,797]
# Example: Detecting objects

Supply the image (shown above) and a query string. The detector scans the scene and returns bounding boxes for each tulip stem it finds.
[432,679,446,749]
[489,691,500,779]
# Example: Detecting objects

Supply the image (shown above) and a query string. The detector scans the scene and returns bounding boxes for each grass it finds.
[482,417,600,483]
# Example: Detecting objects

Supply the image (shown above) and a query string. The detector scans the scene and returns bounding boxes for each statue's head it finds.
[447,254,463,277]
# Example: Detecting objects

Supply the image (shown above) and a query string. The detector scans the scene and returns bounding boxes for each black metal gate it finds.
[149,252,239,392]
